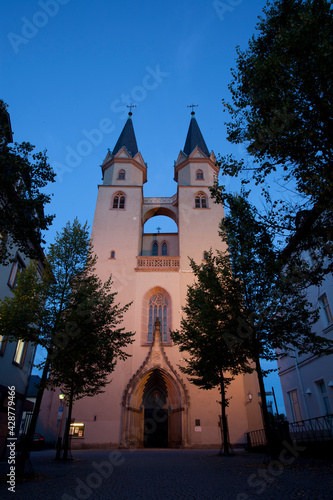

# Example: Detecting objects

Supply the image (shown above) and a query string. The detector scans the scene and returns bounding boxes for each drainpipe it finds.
[294,349,310,420]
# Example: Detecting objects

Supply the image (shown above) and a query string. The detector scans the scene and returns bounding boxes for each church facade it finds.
[70,112,262,449]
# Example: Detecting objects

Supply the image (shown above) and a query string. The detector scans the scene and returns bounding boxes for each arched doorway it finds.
[121,367,189,449]
[142,370,168,448]
[121,319,190,449]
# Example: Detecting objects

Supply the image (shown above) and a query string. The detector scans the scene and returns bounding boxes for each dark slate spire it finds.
[183,112,209,157]
[112,113,138,157]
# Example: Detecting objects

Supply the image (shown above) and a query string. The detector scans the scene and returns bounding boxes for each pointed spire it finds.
[112,111,138,157]
[183,110,209,157]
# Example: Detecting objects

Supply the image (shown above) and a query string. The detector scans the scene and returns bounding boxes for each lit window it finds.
[152,241,158,256]
[162,242,168,256]
[319,293,333,327]
[110,250,115,259]
[196,169,204,180]
[69,423,85,438]
[13,340,26,367]
[195,194,207,209]
[148,293,168,342]
[118,169,126,180]
[112,193,125,209]
[8,255,25,288]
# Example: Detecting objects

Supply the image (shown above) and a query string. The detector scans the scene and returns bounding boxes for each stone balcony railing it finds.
[135,256,180,272]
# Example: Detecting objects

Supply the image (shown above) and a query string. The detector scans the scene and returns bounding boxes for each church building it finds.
[69,111,262,449]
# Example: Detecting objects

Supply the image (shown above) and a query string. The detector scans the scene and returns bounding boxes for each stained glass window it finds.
[148,293,167,342]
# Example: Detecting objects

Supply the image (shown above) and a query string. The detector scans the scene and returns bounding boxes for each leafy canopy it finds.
[0,99,55,264]
[0,218,134,393]
[219,0,333,263]
[216,192,332,361]
[171,249,252,392]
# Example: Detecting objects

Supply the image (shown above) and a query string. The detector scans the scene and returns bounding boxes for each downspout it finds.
[294,349,310,420]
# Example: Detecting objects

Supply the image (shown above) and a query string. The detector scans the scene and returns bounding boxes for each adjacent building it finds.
[0,108,44,459]
[278,256,333,422]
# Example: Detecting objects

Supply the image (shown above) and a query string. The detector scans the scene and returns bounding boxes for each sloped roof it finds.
[183,114,209,157]
[112,116,138,157]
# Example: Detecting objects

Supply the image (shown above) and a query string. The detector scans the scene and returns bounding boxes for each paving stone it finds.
[0,448,332,499]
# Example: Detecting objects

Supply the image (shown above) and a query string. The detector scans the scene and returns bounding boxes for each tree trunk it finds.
[17,355,50,476]
[255,355,277,459]
[62,388,74,461]
[219,370,230,456]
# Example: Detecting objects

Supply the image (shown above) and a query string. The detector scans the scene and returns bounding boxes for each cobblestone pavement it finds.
[0,447,332,500]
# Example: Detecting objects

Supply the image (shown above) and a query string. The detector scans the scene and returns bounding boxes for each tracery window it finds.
[148,293,168,343]
[112,192,125,209]
[195,193,207,208]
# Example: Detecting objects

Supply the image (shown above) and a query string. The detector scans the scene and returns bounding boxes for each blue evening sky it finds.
[1,0,286,413]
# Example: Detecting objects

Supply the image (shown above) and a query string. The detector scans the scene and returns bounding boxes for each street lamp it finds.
[56,393,65,460]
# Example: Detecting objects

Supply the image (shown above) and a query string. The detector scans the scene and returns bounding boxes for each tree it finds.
[171,250,253,456]
[0,219,133,471]
[48,257,133,460]
[212,192,333,457]
[0,99,55,264]
[219,0,333,271]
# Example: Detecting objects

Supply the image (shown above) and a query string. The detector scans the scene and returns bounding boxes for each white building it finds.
[0,108,43,458]
[278,249,333,423]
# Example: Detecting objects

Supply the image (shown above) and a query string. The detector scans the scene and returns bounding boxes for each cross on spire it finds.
[127,104,137,116]
[187,104,198,115]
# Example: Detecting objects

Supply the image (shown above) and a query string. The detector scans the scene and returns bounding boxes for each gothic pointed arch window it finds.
[195,192,207,209]
[142,287,172,345]
[152,241,158,256]
[148,293,168,342]
[117,169,126,180]
[161,241,168,256]
[112,192,126,209]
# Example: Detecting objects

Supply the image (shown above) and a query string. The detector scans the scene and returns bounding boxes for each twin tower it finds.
[71,112,261,449]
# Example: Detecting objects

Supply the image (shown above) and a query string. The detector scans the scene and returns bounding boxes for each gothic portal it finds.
[71,111,262,449]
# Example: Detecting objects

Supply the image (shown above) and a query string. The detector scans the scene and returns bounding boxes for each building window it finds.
[161,242,168,256]
[112,193,125,209]
[0,336,7,356]
[195,193,207,209]
[117,169,126,180]
[8,254,25,288]
[196,169,204,180]
[203,252,208,261]
[148,293,168,343]
[69,423,85,438]
[316,380,332,416]
[152,241,158,256]
[288,389,302,422]
[319,293,333,327]
[110,250,115,259]
[13,340,27,367]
